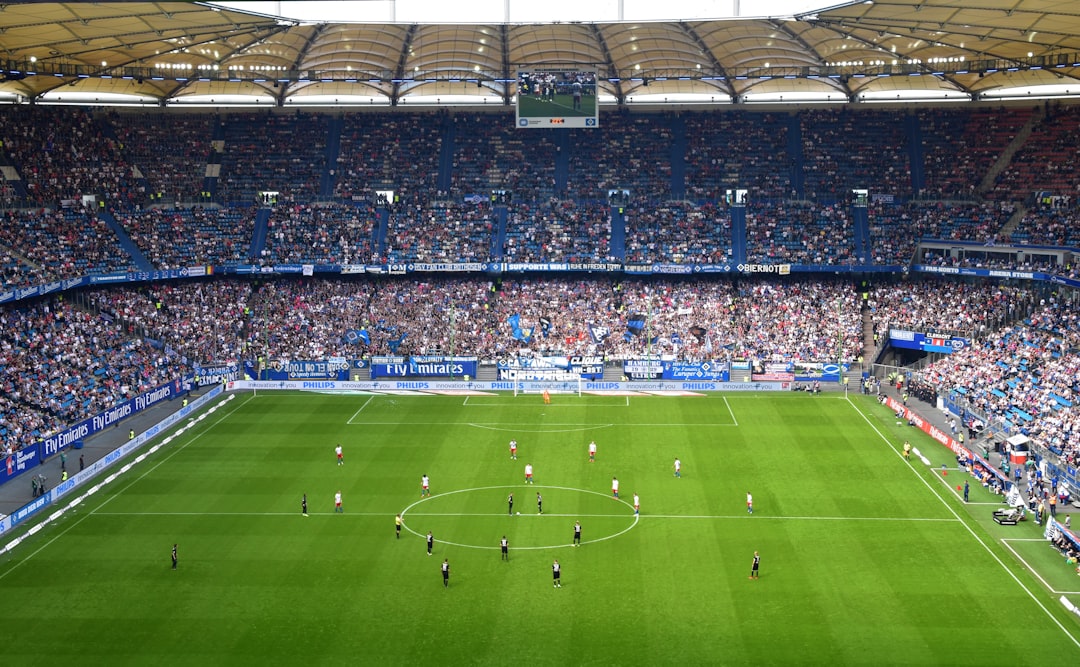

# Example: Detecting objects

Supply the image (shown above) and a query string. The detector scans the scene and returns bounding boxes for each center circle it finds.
[399,484,639,550]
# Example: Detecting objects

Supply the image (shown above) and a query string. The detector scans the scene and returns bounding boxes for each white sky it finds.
[209,0,839,23]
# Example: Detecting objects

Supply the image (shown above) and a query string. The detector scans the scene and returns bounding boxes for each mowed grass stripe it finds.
[0,391,1077,665]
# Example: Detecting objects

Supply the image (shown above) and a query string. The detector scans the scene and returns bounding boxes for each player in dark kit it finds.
[573,520,581,546]
[427,531,434,556]
[171,544,178,570]
[508,493,514,515]
[552,559,561,588]
[537,492,543,514]
[750,551,760,579]
[301,494,308,516]
[442,559,450,588]
[501,536,509,561]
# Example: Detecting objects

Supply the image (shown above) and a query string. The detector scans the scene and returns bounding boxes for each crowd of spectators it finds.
[919,107,1033,199]
[565,112,673,200]
[449,114,559,202]
[108,111,215,204]
[83,280,254,366]
[868,201,1015,265]
[990,104,1080,201]
[0,106,138,209]
[800,108,911,201]
[334,112,443,202]
[623,201,731,265]
[203,276,865,363]
[1007,203,1080,247]
[117,206,257,269]
[921,299,1080,470]
[683,111,792,200]
[0,296,187,453]
[503,201,611,263]
[868,279,1036,340]
[746,201,854,265]
[261,202,379,265]
[384,202,495,263]
[0,208,136,287]
[217,112,329,203]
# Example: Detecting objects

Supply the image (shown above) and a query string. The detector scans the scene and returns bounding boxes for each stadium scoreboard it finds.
[516,68,598,129]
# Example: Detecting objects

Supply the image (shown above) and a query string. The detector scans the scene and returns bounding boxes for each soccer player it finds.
[573,520,581,546]
[525,463,534,484]
[746,491,753,514]
[963,480,970,503]
[427,531,434,556]
[335,443,344,466]
[395,514,402,538]
[508,493,514,515]
[334,491,344,513]
[612,476,619,498]
[552,559,562,588]
[509,439,518,460]
[537,492,543,514]
[501,536,509,561]
[674,457,681,478]
[421,474,431,497]
[442,558,450,587]
[588,440,597,463]
[171,543,178,570]
[633,493,640,515]
[302,494,308,517]
[543,389,551,405]
[750,551,760,579]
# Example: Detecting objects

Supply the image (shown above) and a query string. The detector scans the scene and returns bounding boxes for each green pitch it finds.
[2,391,1079,665]
[517,92,596,118]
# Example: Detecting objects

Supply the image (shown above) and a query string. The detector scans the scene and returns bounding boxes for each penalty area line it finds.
[845,395,1080,650]
[345,395,374,424]
[1000,538,1069,595]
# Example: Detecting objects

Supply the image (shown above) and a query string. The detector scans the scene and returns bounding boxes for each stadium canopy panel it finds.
[1,1,1079,107]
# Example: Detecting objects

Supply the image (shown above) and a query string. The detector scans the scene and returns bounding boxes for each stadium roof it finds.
[2,1,1080,107]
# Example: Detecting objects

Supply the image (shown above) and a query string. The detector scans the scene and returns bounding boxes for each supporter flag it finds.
[689,325,707,342]
[704,336,714,354]
[540,315,553,338]
[1006,484,1022,508]
[1045,517,1060,542]
[587,323,610,344]
[508,314,533,343]
[387,333,407,353]
[343,329,371,346]
[626,313,646,336]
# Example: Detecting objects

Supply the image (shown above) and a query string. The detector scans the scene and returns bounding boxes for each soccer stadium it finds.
[2,0,1080,663]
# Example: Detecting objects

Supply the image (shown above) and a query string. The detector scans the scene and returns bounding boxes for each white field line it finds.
[345,396,374,423]
[723,396,738,426]
[90,511,958,523]
[1000,538,1078,595]
[845,395,1080,650]
[0,393,257,582]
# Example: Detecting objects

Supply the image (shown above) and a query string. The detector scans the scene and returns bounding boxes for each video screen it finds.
[515,69,598,129]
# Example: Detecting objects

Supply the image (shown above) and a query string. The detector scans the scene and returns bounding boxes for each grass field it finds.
[2,390,1079,665]
[517,93,596,118]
